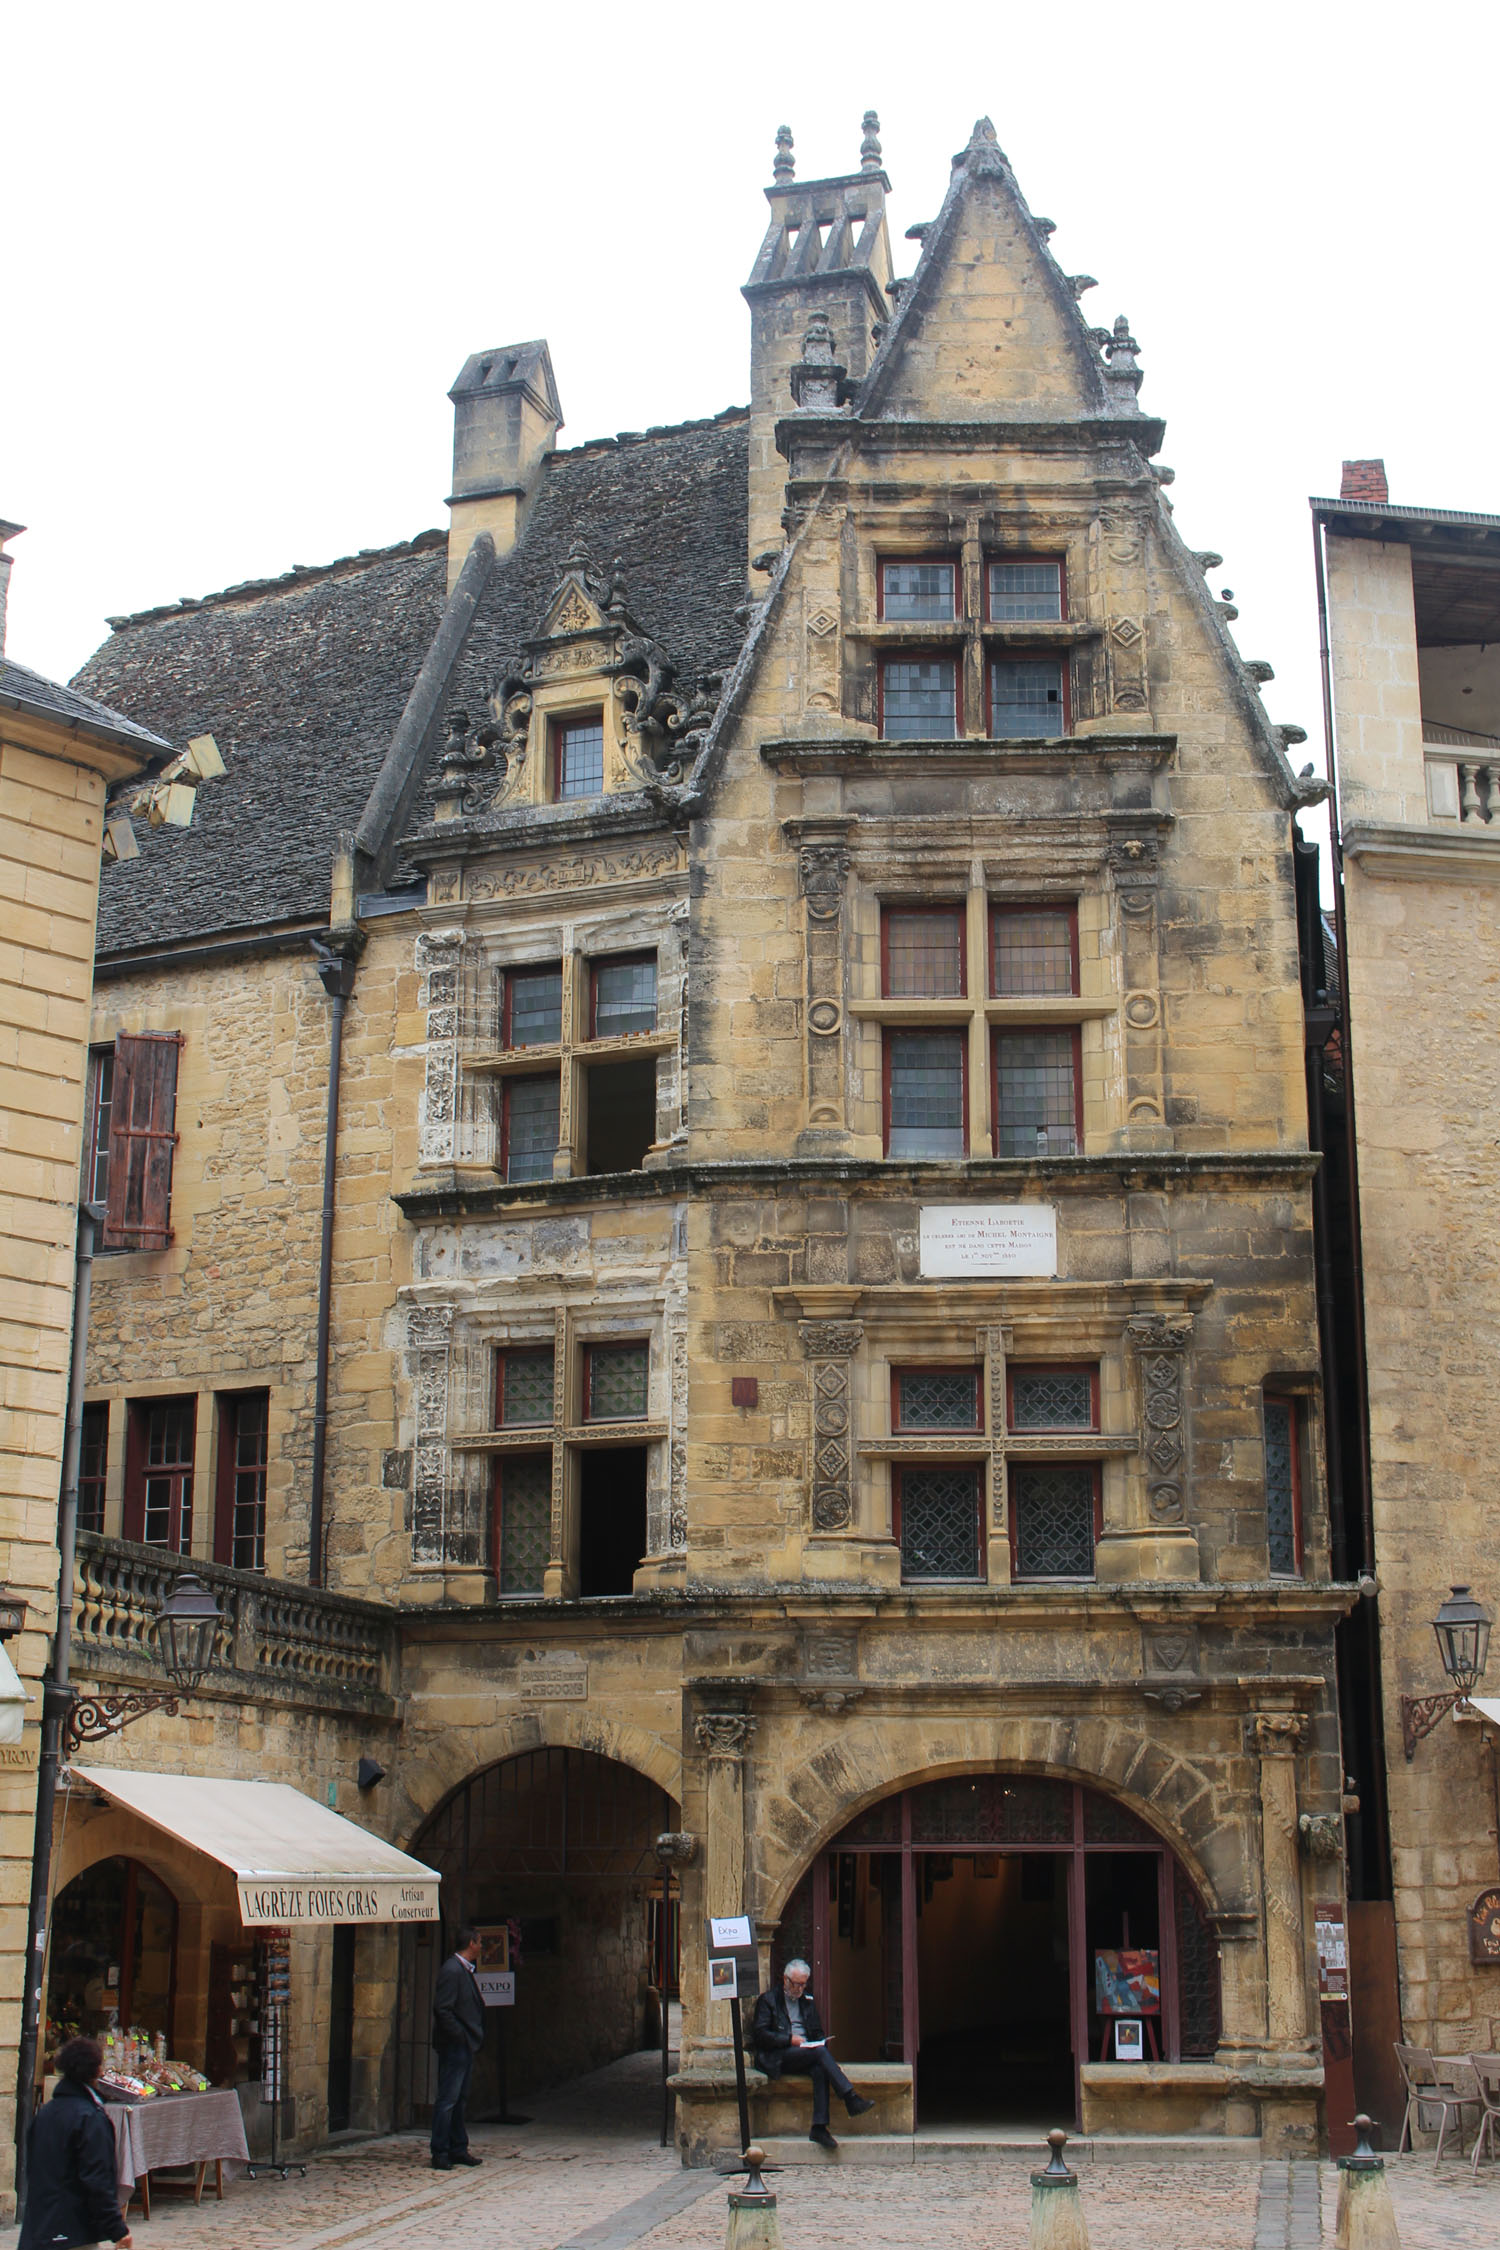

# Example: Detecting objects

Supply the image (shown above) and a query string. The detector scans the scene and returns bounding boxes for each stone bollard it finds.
[726,2146,784,2250]
[1335,2116,1401,2250]
[1029,2129,1090,2250]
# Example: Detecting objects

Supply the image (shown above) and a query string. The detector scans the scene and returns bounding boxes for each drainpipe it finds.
[308,941,359,1588]
[15,1203,101,2212]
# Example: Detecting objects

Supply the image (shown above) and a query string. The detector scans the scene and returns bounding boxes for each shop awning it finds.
[0,1645,30,1745]
[72,1768,440,1924]
[1468,1698,1500,1729]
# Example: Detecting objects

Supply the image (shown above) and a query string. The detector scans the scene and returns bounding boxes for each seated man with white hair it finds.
[751,1957,874,2149]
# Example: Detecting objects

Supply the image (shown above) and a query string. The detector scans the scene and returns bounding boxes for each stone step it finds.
[740,2131,1264,2167]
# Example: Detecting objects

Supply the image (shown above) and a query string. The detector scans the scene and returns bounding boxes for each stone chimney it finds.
[742,117,893,570]
[1340,459,1389,504]
[446,341,562,591]
[0,520,24,657]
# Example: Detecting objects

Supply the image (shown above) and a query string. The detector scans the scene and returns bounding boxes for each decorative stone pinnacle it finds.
[860,110,882,173]
[789,315,848,413]
[970,116,998,145]
[774,124,795,184]
[606,556,628,617]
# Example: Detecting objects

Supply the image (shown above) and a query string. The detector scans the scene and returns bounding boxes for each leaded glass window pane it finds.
[994,1028,1077,1157]
[1009,1367,1095,1431]
[506,1076,560,1182]
[500,1349,555,1427]
[587,1343,650,1421]
[882,561,955,621]
[896,1368,980,1430]
[988,561,1063,621]
[991,908,1075,996]
[990,658,1064,738]
[557,717,605,799]
[1010,1465,1096,1579]
[506,964,563,1047]
[884,909,964,997]
[887,1030,965,1158]
[498,1454,550,1595]
[883,659,957,740]
[899,1466,981,1581]
[593,956,658,1038]
[1265,1397,1299,1575]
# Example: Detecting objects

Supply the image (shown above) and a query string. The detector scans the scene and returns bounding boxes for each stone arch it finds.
[752,1708,1243,1925]
[397,1707,681,1858]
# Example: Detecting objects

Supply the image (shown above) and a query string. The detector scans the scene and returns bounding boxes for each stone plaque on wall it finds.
[918,1206,1057,1278]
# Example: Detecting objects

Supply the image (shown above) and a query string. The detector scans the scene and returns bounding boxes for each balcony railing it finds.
[1424,725,1500,824]
[73,1532,399,1716]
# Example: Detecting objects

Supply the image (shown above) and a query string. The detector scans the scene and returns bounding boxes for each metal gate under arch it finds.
[394,1748,679,2124]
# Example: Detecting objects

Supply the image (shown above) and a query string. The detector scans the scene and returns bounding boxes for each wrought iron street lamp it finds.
[1401,1585,1494,1759]
[64,1570,223,1751]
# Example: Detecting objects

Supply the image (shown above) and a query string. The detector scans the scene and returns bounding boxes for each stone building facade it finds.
[1315,465,1500,2077]
[47,117,1347,2160]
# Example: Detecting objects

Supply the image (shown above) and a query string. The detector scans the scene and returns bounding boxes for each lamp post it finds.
[1400,1585,1494,1760]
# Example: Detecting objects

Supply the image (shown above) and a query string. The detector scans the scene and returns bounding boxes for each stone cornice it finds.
[393,1149,1321,1224]
[775,413,1168,460]
[760,733,1178,778]
[1341,819,1500,884]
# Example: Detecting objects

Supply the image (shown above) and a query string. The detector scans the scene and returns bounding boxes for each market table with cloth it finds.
[105,2089,250,2214]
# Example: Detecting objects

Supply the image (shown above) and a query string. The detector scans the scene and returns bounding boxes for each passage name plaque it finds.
[919,1205,1058,1278]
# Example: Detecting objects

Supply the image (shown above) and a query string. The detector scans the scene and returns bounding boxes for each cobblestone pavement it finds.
[7,2057,1500,2249]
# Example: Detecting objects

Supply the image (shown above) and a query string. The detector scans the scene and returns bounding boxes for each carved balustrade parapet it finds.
[73,1532,399,1719]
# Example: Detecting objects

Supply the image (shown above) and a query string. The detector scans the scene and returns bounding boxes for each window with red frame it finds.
[124,1396,195,1552]
[897,1463,983,1582]
[494,1346,555,1428]
[990,904,1078,997]
[494,1454,550,1594]
[502,1075,560,1183]
[1008,1462,1100,1579]
[892,1366,982,1432]
[79,1402,109,1533]
[885,1029,966,1159]
[881,657,959,739]
[1006,1364,1098,1432]
[879,559,957,621]
[882,905,965,997]
[590,953,658,1038]
[214,1391,268,1570]
[554,712,605,800]
[584,1342,650,1421]
[986,559,1064,621]
[989,657,1067,738]
[1264,1394,1303,1576]
[993,1026,1081,1157]
[500,963,563,1048]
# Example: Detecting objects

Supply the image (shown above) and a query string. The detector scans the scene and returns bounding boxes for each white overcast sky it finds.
[6,0,1498,875]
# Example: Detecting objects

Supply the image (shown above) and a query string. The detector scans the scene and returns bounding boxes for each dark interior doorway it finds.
[917,1853,1072,2124]
[585,1058,657,1175]
[327,1924,355,2131]
[578,1446,648,1595]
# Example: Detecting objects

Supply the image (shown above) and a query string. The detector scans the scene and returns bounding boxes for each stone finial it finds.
[773,124,795,183]
[1102,315,1144,412]
[606,556,629,618]
[859,110,882,172]
[954,115,1007,171]
[789,314,849,413]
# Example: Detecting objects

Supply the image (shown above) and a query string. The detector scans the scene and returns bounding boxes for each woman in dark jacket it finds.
[19,2038,131,2250]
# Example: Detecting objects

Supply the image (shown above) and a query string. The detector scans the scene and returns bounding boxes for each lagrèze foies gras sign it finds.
[919,1205,1058,1278]
[237,1877,438,1924]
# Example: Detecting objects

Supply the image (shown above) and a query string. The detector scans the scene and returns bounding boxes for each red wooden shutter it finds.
[104,1033,182,1249]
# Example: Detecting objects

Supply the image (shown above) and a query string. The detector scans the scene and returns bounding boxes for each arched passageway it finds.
[772,1772,1221,2126]
[396,1749,679,2124]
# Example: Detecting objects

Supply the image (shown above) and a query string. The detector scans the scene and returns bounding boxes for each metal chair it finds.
[1468,2052,1500,2175]
[1394,2042,1480,2164]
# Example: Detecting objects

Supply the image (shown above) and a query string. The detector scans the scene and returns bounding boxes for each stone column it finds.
[408,1303,455,1567]
[695,1711,757,1922]
[1108,835,1170,1151]
[794,833,851,1153]
[1096,1312,1199,1582]
[798,1320,863,1537]
[1254,1712,1310,2046]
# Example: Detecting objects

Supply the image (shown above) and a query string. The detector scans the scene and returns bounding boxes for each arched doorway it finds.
[46,1856,178,2054]
[396,1749,679,2124]
[773,1773,1220,2126]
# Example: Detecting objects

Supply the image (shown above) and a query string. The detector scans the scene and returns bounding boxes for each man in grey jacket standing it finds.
[430,1926,486,2169]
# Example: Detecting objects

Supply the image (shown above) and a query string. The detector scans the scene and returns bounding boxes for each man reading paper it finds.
[751,1958,873,2149]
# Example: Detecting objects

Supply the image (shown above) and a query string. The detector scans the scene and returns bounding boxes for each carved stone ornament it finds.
[798,1685,866,1713]
[799,1321,864,1360]
[694,1711,757,1759]
[1108,834,1159,872]
[1142,1684,1201,1714]
[1297,1812,1343,1861]
[653,1830,699,1866]
[1251,1712,1309,1756]
[799,843,850,922]
[1129,1314,1191,1523]
[804,1628,858,1678]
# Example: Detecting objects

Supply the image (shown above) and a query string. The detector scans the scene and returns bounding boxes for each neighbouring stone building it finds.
[0,518,171,2217]
[1315,463,1500,2098]
[33,116,1351,2162]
